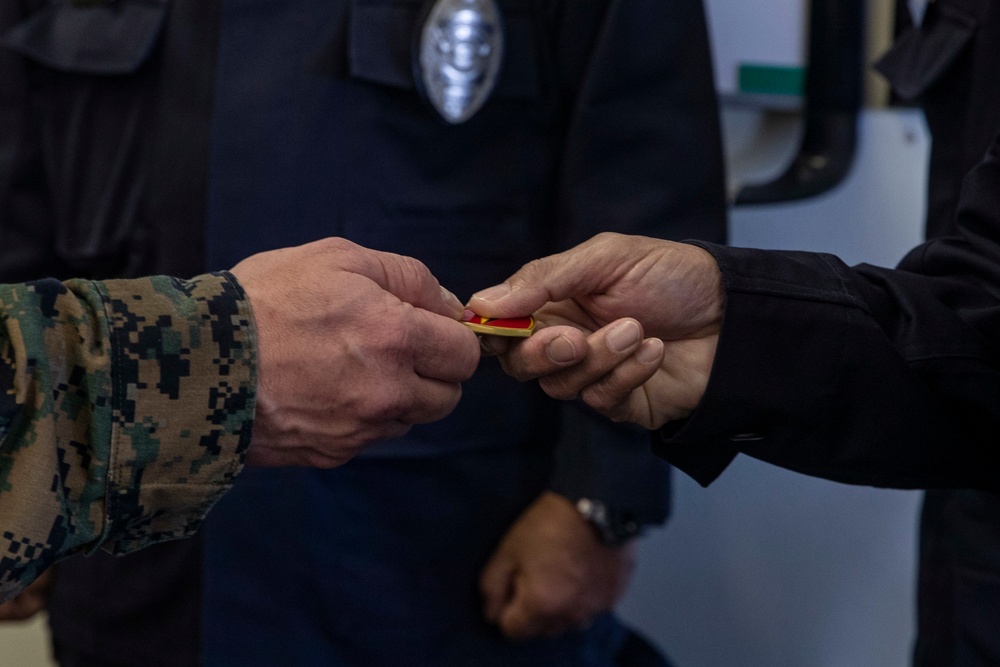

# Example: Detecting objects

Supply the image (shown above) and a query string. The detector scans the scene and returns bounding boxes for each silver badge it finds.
[417,0,504,124]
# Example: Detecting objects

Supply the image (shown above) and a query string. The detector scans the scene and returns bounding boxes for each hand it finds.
[230,238,480,468]
[479,492,637,640]
[467,233,724,428]
[0,569,51,621]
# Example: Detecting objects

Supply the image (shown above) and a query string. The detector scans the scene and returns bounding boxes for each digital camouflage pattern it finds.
[0,272,256,602]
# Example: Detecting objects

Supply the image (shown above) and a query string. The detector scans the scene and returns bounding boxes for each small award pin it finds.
[462,311,535,337]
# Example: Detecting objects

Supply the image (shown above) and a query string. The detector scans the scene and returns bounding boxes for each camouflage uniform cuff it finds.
[95,271,256,553]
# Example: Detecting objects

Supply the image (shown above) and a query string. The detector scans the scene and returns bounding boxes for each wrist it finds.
[574,498,643,547]
[680,241,726,333]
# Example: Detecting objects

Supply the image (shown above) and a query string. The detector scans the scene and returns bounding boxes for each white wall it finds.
[705,0,808,95]
[0,616,56,667]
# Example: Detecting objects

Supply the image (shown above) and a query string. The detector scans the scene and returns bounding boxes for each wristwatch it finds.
[575,498,643,547]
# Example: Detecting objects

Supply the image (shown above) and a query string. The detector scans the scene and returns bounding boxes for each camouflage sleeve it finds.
[0,272,256,602]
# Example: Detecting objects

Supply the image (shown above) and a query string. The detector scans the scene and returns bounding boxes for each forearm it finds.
[660,135,1000,489]
[0,272,256,601]
[658,241,1000,490]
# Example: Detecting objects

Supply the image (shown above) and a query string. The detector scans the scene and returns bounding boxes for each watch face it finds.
[576,498,641,546]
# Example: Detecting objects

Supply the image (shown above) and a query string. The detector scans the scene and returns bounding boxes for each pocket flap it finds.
[875,4,977,101]
[0,0,168,75]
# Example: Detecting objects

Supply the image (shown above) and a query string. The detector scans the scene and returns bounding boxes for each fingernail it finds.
[636,338,664,363]
[607,320,641,352]
[547,335,578,364]
[471,283,510,302]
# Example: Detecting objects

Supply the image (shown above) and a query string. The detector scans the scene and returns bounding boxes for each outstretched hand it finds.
[467,233,724,428]
[232,238,480,468]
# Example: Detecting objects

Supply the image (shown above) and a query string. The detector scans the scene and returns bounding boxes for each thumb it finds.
[468,247,603,319]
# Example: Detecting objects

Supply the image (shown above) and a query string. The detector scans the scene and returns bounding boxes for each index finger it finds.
[334,241,465,320]
[467,254,603,320]
[467,233,641,320]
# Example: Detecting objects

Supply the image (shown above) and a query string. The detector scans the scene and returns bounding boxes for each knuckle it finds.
[398,253,432,279]
[539,376,579,401]
[510,257,547,289]
[424,386,462,422]
[315,236,356,255]
[386,322,415,354]
[583,368,635,406]
[372,321,417,364]
[580,384,613,410]
[382,253,434,291]
[525,587,570,619]
[498,357,533,382]
[307,450,347,469]
[357,387,407,422]
[581,386,628,421]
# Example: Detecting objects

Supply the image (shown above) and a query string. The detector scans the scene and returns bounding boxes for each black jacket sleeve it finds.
[656,129,1000,492]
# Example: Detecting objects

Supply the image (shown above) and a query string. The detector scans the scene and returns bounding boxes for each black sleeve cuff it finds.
[653,420,740,487]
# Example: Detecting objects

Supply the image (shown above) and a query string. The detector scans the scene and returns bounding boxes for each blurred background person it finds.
[877,1,1000,663]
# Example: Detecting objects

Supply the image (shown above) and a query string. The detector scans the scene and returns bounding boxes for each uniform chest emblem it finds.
[415,0,504,124]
